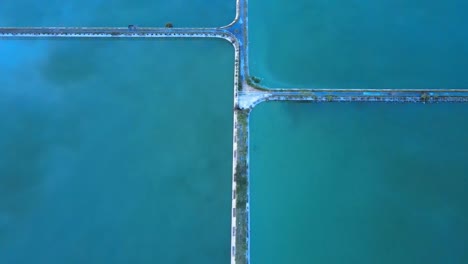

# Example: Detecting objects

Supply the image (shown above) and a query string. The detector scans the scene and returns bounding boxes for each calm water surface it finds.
[0,0,235,27]
[250,102,468,264]
[0,39,233,263]
[250,0,468,88]
[2,1,468,263]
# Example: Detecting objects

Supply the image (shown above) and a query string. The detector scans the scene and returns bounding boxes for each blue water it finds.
[2,1,468,263]
[0,0,235,27]
[0,39,234,263]
[250,102,468,263]
[250,0,468,89]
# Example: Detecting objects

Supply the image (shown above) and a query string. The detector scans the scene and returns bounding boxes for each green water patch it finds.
[0,0,235,27]
[250,102,468,263]
[0,39,233,264]
[250,0,468,89]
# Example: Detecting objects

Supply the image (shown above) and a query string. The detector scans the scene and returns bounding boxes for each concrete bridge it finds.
[1,0,467,263]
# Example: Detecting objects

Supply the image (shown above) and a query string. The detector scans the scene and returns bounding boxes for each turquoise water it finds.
[250,102,468,263]
[250,0,468,89]
[0,39,233,263]
[0,0,235,27]
[2,1,468,264]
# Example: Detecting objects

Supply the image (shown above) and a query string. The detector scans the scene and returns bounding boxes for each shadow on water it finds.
[0,105,47,244]
[40,41,102,86]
